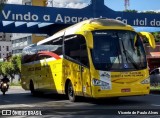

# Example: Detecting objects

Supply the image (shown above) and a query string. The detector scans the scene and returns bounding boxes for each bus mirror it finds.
[85,31,93,49]
[138,32,156,49]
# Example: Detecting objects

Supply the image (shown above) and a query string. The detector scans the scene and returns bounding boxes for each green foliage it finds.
[150,84,160,90]
[0,62,4,76]
[140,11,160,14]
[143,32,160,43]
[1,61,14,78]
[124,9,138,13]
[0,55,22,80]
[153,32,160,42]
[10,55,22,74]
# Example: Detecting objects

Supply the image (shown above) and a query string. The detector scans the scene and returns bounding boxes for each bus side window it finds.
[64,35,89,67]
[22,54,36,63]
[35,37,63,61]
[80,44,89,67]
[45,37,63,56]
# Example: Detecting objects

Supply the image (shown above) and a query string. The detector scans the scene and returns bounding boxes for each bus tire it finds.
[67,81,76,102]
[30,80,35,95]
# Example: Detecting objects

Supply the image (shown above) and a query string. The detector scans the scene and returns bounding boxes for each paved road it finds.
[0,87,160,118]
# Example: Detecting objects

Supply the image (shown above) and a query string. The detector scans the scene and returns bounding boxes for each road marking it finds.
[0,104,35,109]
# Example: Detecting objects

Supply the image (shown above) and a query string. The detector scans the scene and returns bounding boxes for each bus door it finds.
[80,44,91,97]
[64,34,91,96]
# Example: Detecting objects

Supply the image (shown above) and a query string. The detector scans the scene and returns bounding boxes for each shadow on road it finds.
[0,90,150,108]
[0,91,68,106]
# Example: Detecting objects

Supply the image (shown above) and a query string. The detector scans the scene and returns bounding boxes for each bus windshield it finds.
[91,30,147,71]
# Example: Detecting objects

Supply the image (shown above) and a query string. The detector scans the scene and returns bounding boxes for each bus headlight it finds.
[92,79,109,86]
[141,77,150,84]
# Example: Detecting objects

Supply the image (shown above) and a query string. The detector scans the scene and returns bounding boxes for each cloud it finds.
[7,0,22,4]
[47,0,90,9]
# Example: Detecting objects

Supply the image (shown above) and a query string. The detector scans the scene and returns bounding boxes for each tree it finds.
[1,61,14,82]
[0,55,22,82]
[10,55,22,75]
[124,9,138,13]
[0,62,5,77]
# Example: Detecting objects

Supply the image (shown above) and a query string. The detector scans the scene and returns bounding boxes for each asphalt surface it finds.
[0,86,160,118]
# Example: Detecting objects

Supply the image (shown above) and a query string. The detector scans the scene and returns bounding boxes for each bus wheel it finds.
[30,81,35,95]
[67,81,76,102]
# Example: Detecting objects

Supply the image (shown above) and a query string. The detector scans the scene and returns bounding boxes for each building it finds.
[144,42,160,71]
[11,33,32,55]
[11,0,47,56]
[0,33,12,59]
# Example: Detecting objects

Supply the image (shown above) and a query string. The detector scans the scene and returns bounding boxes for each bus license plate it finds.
[121,88,130,92]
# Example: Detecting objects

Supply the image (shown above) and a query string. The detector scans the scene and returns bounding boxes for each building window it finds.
[0,46,1,51]
[0,53,1,58]
[6,46,9,51]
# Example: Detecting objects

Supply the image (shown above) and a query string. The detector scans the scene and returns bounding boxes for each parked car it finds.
[150,67,160,86]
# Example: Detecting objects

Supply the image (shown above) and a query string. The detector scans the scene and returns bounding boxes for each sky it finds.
[106,0,160,12]
[7,0,160,12]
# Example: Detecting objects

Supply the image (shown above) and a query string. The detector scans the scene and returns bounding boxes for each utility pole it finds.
[124,0,130,10]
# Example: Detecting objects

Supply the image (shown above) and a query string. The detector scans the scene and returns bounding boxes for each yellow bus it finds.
[21,18,155,102]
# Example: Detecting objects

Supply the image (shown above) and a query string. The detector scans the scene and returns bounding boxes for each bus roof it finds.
[37,18,134,45]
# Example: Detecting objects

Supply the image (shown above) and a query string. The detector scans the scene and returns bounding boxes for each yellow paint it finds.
[28,0,47,43]
[32,34,46,43]
[138,32,156,49]
[32,0,47,6]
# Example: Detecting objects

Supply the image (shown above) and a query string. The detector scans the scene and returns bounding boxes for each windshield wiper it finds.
[120,40,140,69]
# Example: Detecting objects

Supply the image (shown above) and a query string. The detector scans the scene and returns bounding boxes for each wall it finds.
[32,0,47,6]
[0,41,12,58]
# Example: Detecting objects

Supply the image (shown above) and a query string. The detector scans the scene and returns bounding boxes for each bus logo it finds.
[124,64,128,68]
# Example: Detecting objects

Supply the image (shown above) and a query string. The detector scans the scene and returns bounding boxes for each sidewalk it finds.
[10,86,22,89]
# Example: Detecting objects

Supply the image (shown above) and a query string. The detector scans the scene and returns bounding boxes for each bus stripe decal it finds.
[38,51,61,60]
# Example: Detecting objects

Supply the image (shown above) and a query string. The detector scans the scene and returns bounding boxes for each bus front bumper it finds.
[91,85,150,99]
